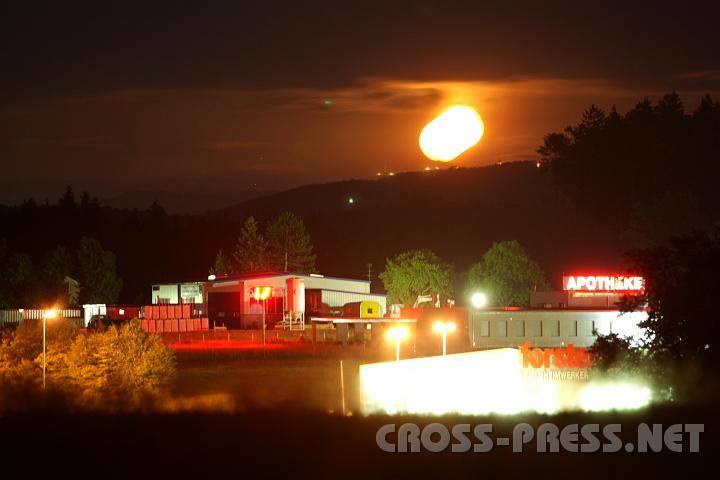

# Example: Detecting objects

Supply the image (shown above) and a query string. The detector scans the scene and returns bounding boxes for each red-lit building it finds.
[153,272,386,330]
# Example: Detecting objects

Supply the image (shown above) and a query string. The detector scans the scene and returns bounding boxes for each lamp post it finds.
[253,287,272,355]
[385,325,409,361]
[262,298,267,352]
[432,321,457,356]
[42,308,57,389]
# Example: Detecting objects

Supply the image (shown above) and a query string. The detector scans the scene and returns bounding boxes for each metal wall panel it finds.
[469,309,646,349]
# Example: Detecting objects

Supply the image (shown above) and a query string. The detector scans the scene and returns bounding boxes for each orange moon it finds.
[419,105,485,162]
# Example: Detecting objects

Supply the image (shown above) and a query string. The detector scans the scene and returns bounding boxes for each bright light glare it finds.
[385,326,409,341]
[45,309,57,319]
[419,106,484,162]
[579,383,652,412]
[359,349,653,416]
[432,321,456,333]
[253,286,272,301]
[471,292,487,308]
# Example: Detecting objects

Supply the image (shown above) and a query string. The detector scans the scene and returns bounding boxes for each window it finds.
[550,320,560,337]
[568,320,578,337]
[480,320,490,337]
[515,320,525,337]
[497,320,507,337]
[307,291,322,314]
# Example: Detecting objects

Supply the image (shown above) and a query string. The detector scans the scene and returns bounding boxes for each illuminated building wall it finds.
[469,309,647,349]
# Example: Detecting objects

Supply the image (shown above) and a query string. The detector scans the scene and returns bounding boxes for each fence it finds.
[159,329,308,344]
[0,308,82,327]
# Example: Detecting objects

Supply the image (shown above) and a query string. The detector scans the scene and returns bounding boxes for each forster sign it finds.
[520,342,593,369]
[563,275,644,293]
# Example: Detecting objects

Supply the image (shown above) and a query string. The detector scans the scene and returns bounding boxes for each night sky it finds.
[2,1,719,205]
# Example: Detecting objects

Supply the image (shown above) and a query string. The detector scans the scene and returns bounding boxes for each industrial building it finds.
[468,274,647,349]
[468,309,646,349]
[152,272,386,330]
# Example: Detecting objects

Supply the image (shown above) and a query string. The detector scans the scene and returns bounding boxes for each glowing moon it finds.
[419,105,484,162]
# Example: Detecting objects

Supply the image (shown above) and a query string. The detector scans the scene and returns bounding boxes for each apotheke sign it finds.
[562,275,644,293]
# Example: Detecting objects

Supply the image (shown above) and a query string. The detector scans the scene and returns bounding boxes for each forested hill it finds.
[0,162,617,304]
[208,162,628,288]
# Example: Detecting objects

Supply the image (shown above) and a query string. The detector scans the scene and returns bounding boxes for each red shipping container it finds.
[147,320,156,333]
[153,320,161,333]
[152,305,160,319]
[144,306,153,319]
[172,305,181,319]
[182,304,191,319]
[178,319,186,332]
[193,318,200,331]
[124,306,140,319]
[159,305,167,319]
[201,318,209,330]
[169,319,178,332]
[141,320,148,331]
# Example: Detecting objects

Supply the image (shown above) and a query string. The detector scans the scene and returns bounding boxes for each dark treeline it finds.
[1,92,718,307]
[0,191,222,306]
[539,92,720,247]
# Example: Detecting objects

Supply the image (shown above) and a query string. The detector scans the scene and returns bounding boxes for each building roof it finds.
[155,271,370,286]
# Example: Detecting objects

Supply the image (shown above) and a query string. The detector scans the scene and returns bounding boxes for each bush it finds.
[0,319,176,411]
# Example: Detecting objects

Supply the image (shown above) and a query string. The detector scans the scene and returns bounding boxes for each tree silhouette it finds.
[379,249,453,306]
[465,240,549,307]
[538,93,720,224]
[620,225,720,370]
[0,239,34,308]
[266,212,316,273]
[209,249,232,276]
[43,245,74,306]
[77,237,122,304]
[232,217,268,273]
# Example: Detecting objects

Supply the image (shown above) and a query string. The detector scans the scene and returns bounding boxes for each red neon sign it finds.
[562,275,644,293]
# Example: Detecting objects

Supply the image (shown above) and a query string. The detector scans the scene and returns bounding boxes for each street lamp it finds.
[385,325,409,361]
[42,308,57,389]
[252,286,272,353]
[432,320,457,356]
[471,292,487,309]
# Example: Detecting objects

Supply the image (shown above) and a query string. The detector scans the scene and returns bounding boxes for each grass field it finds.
[171,344,386,413]
[2,344,716,478]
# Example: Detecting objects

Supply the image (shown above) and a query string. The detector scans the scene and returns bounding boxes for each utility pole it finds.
[284,228,289,272]
[367,263,373,285]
